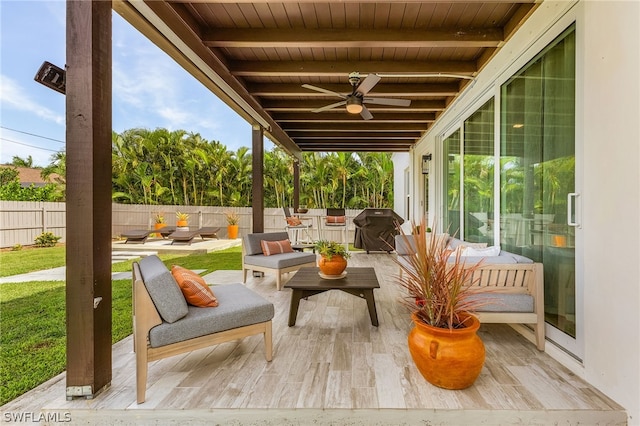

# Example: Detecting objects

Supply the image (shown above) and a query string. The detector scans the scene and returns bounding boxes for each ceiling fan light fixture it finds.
[346,97,363,114]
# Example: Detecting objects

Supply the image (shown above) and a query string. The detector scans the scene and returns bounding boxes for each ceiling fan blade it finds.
[302,84,347,99]
[360,105,374,120]
[364,97,412,107]
[355,74,381,96]
[312,100,347,113]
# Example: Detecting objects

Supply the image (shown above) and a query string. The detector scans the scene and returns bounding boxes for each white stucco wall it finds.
[403,1,640,422]
[580,1,639,423]
[391,152,410,220]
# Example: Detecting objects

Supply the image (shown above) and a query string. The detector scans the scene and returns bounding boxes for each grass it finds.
[0,246,242,406]
[0,246,66,277]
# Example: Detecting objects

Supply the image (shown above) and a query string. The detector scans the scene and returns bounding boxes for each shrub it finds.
[11,244,22,251]
[34,232,62,248]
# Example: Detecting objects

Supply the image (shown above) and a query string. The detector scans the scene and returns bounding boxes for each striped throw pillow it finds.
[261,239,294,256]
[326,215,346,224]
[171,265,218,307]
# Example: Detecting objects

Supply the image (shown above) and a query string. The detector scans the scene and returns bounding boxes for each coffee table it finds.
[284,267,380,327]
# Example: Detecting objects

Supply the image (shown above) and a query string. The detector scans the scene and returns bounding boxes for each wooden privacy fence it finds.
[0,202,361,248]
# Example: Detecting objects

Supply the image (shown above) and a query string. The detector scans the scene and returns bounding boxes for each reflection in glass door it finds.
[500,26,577,344]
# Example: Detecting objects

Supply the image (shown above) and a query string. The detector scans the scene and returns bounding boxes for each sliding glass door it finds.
[439,25,579,355]
[500,26,578,350]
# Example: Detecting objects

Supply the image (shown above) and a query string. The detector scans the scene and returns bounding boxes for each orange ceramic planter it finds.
[176,220,188,227]
[318,255,347,276]
[408,312,485,390]
[227,225,239,239]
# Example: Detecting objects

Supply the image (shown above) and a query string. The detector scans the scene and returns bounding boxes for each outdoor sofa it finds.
[395,234,545,350]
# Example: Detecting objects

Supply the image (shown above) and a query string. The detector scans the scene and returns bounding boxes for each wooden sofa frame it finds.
[132,263,272,404]
[466,262,545,351]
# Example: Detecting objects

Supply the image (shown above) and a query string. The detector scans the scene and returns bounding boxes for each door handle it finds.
[567,192,580,228]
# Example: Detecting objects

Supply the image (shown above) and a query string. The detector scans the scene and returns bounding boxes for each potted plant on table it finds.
[225,211,240,239]
[176,211,189,228]
[315,240,351,277]
[395,217,485,390]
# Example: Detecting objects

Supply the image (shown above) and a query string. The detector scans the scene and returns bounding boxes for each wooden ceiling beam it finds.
[230,61,477,77]
[273,112,435,122]
[288,131,422,139]
[282,122,427,131]
[296,143,413,152]
[249,83,460,97]
[203,28,503,48]
[171,0,535,3]
[261,99,446,112]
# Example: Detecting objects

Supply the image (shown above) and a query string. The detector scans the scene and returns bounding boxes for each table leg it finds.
[363,289,379,327]
[288,289,303,326]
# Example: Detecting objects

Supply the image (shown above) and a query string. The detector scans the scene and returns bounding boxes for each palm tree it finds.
[41,151,67,200]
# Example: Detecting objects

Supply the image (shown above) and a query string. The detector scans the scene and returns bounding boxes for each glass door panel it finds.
[463,98,495,245]
[443,130,461,235]
[501,26,577,342]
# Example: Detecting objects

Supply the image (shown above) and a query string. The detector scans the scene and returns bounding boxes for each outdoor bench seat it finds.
[243,231,317,290]
[395,235,545,351]
[133,255,273,404]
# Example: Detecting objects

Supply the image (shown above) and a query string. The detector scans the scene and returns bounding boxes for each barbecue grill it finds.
[353,208,404,253]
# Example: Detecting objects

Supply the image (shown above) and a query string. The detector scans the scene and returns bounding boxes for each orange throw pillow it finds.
[286,217,302,226]
[261,239,294,256]
[171,265,218,307]
[326,215,346,224]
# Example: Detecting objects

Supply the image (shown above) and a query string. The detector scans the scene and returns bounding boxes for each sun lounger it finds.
[122,230,152,244]
[168,227,221,245]
[198,227,220,240]
[122,226,177,244]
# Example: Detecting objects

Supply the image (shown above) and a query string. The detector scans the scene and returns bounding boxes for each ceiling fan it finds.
[301,72,411,120]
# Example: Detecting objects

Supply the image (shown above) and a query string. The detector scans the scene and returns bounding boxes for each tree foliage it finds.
[1,127,395,208]
[111,128,394,208]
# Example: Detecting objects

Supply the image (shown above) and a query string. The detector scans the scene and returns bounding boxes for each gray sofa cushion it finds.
[469,293,534,313]
[244,232,291,255]
[138,255,188,323]
[244,252,316,268]
[148,283,275,348]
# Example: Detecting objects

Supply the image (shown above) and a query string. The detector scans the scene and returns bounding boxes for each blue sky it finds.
[1,0,266,167]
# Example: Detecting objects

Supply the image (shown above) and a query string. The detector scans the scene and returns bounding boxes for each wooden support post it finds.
[65,0,112,400]
[252,125,264,233]
[293,160,300,210]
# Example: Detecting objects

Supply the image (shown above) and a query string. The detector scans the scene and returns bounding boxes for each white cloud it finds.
[0,74,65,125]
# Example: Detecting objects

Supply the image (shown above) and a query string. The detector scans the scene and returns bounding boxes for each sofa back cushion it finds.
[138,255,189,323]
[244,232,290,255]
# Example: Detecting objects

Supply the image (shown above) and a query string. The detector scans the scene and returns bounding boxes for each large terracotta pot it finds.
[408,311,485,390]
[318,255,347,276]
[227,225,239,239]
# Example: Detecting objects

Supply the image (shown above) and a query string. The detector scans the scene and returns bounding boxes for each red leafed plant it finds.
[395,217,484,330]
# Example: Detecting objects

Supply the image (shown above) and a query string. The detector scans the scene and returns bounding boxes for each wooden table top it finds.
[284,267,380,290]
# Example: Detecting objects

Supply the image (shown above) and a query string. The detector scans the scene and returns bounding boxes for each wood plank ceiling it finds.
[117,1,538,153]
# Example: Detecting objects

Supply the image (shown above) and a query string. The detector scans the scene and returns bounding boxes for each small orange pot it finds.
[153,222,166,237]
[408,312,485,390]
[318,255,347,276]
[227,225,239,239]
[176,220,188,227]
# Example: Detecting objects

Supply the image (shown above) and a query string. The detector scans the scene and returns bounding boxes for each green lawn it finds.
[0,246,242,406]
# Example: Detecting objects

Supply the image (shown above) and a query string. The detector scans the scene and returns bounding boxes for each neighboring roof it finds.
[114,1,538,154]
[0,166,59,188]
